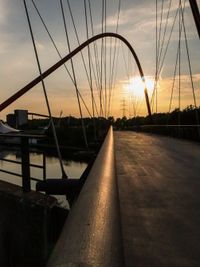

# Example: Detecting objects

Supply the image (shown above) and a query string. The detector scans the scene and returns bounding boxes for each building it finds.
[6,110,28,129]
[6,113,17,128]
[15,110,28,128]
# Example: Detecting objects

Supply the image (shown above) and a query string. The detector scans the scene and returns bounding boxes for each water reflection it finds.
[0,149,88,208]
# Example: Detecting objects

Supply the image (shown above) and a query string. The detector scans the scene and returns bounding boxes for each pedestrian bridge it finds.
[47,128,200,267]
[0,1,200,265]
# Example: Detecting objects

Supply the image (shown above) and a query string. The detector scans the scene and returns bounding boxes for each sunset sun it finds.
[124,76,154,98]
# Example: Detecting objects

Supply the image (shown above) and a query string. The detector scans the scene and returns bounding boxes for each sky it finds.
[0,0,200,119]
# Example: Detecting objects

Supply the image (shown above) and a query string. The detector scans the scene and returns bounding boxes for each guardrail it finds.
[47,126,124,267]
[130,124,200,141]
[0,133,46,192]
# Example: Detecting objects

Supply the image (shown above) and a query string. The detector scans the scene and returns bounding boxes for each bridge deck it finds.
[114,131,200,267]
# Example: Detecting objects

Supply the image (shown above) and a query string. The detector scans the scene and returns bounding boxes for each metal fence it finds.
[0,134,46,192]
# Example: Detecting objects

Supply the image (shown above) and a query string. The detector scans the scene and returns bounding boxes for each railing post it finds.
[21,136,31,192]
[43,153,46,181]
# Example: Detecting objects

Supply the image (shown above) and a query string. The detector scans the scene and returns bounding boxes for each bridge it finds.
[0,0,200,266]
[44,128,200,267]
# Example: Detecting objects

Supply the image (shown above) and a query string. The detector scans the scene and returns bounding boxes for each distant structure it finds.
[15,110,28,128]
[121,99,127,118]
[7,109,28,129]
[6,113,16,128]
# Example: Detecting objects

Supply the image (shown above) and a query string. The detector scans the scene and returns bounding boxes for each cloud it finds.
[0,33,10,54]
[1,0,199,118]
[95,2,155,30]
[0,0,7,24]
[157,73,200,107]
[99,0,196,44]
[36,41,45,50]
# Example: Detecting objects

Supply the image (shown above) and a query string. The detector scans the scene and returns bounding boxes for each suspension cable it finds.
[151,5,179,109]
[0,32,151,118]
[168,45,179,114]
[154,0,158,114]
[180,1,200,136]
[168,1,185,126]
[157,8,179,77]
[109,39,120,116]
[181,3,198,109]
[157,0,173,68]
[23,0,67,178]
[121,43,136,118]
[157,0,165,62]
[83,0,100,117]
[88,0,101,93]
[60,0,88,149]
[31,0,93,119]
[104,0,107,117]
[83,0,97,140]
[86,0,102,115]
[178,0,182,126]
[66,0,99,117]
[109,0,121,117]
[110,0,121,90]
[154,0,173,113]
[83,0,93,112]
[156,0,165,112]
[108,36,113,117]
[121,42,130,79]
[100,0,105,117]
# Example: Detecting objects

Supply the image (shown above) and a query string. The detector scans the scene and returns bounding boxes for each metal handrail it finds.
[0,157,44,169]
[0,156,46,183]
[130,124,200,141]
[47,126,124,267]
[0,169,22,178]
[0,169,40,182]
[0,134,46,191]
[138,124,200,127]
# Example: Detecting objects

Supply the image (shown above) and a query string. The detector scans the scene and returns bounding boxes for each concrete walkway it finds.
[114,131,200,267]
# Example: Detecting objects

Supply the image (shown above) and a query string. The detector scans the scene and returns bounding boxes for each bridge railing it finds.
[130,124,200,141]
[0,134,46,192]
[47,126,124,267]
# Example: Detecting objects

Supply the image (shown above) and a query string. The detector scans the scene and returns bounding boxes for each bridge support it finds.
[189,0,200,39]
[21,136,31,192]
[0,32,152,118]
[144,88,152,118]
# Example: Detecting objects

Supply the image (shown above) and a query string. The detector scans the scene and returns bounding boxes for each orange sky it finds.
[0,0,200,120]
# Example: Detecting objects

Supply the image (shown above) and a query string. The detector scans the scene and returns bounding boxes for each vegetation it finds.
[112,105,200,142]
[28,116,110,149]
[112,105,200,129]
[26,106,200,147]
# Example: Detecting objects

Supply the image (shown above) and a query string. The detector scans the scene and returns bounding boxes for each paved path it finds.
[114,131,200,267]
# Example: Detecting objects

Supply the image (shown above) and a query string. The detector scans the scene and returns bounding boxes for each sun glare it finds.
[124,76,154,98]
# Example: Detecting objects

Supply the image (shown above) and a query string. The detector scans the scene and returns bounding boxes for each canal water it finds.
[0,149,88,208]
